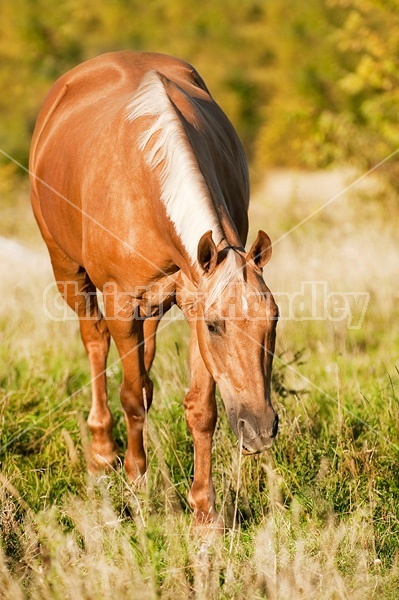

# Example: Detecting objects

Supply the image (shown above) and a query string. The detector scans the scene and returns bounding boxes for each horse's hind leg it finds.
[143,317,161,372]
[48,243,118,470]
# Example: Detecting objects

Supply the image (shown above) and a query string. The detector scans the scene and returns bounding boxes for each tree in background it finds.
[1,0,399,188]
[255,0,399,180]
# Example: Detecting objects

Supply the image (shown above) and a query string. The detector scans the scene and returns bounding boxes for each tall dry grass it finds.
[1,464,398,599]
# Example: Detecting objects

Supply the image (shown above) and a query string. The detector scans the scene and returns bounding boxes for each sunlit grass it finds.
[1,178,399,597]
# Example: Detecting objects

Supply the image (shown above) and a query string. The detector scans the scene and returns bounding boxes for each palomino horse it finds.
[30,51,278,527]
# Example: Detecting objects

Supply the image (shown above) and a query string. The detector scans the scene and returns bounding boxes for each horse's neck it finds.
[127,69,244,270]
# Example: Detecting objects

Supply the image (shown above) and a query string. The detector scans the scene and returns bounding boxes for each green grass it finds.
[1,301,399,597]
[1,181,399,598]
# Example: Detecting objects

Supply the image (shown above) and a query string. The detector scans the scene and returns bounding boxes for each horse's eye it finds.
[206,321,221,335]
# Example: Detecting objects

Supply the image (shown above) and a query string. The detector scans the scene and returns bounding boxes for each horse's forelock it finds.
[204,250,246,311]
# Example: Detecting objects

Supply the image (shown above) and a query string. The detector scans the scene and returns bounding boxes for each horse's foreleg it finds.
[184,325,222,529]
[82,317,119,470]
[48,245,117,470]
[120,360,153,481]
[104,293,152,481]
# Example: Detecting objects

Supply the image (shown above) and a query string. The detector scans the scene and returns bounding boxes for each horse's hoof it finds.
[192,513,225,538]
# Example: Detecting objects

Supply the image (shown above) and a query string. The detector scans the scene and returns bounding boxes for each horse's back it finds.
[31,51,209,161]
[30,52,249,279]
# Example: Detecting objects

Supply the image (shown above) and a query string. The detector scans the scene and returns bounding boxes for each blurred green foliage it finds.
[1,0,399,182]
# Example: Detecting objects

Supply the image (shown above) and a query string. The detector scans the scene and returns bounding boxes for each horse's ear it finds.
[197,230,218,275]
[246,230,272,269]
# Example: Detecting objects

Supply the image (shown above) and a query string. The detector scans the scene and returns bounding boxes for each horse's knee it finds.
[184,389,217,434]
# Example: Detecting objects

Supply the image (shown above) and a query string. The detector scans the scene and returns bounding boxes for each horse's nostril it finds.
[271,414,279,438]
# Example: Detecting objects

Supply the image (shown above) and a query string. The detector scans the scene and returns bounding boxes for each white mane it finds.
[126,71,224,263]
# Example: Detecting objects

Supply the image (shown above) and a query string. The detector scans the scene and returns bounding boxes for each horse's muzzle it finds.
[238,413,279,455]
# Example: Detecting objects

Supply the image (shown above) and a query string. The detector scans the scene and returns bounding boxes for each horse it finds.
[30,51,279,528]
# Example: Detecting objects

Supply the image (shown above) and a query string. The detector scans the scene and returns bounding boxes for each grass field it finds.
[1,170,399,598]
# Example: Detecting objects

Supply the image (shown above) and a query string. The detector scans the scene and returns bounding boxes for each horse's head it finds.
[196,230,279,454]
